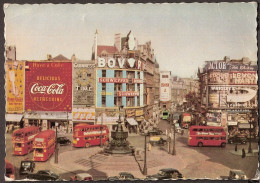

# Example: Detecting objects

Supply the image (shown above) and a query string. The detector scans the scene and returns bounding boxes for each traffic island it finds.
[229,149,258,157]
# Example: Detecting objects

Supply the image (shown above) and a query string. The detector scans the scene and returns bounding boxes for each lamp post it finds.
[100,113,103,148]
[143,130,148,175]
[64,105,71,133]
[54,122,59,164]
[171,107,176,155]
[248,118,252,153]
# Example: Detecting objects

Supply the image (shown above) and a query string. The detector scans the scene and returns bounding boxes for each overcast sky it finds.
[4,3,257,78]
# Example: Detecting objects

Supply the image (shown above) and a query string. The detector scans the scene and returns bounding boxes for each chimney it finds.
[71,54,76,62]
[114,33,121,52]
[224,56,230,62]
[47,54,52,60]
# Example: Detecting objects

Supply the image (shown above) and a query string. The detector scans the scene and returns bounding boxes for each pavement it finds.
[229,149,259,157]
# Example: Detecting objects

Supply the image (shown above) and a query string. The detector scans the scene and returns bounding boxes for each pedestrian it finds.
[242,148,246,158]
[235,144,237,151]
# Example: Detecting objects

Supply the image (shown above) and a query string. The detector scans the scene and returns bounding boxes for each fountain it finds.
[104,106,134,154]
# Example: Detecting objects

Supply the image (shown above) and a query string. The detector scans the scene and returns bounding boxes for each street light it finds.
[143,130,148,175]
[64,105,71,133]
[172,112,176,156]
[54,122,59,164]
[100,113,104,148]
[248,118,253,153]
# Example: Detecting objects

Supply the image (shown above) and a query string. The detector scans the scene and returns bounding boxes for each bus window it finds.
[221,137,225,140]
[196,137,203,140]
[215,137,220,140]
[209,129,214,132]
[15,143,21,147]
[25,133,28,136]
[204,129,209,132]
[198,129,203,132]
[209,137,214,140]
[96,136,100,139]
[193,129,198,131]
[35,148,43,153]
[204,137,209,140]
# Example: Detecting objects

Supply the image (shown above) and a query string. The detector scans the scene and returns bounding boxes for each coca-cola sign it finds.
[25,62,72,111]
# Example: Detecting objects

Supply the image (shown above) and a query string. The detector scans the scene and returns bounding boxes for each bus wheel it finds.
[221,143,226,148]
[85,143,90,148]
[198,142,203,147]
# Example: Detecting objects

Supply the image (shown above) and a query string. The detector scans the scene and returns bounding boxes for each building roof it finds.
[52,54,70,60]
[97,45,118,56]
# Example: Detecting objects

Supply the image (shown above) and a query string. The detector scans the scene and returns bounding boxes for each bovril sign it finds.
[97,57,143,70]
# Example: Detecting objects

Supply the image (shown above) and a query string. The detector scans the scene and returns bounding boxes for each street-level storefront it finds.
[5,114,24,132]
[24,111,72,132]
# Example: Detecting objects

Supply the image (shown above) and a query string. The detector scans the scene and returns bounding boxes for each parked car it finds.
[19,160,35,175]
[27,170,60,181]
[149,136,167,146]
[57,136,71,146]
[228,169,247,180]
[145,168,184,180]
[228,136,247,144]
[70,173,93,181]
[108,172,138,180]
[147,128,163,136]
[5,160,15,179]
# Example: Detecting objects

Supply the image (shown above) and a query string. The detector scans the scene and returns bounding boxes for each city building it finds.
[23,55,73,132]
[198,56,258,137]
[92,31,144,133]
[72,58,96,128]
[5,46,16,61]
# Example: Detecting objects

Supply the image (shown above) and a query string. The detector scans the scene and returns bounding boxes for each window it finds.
[215,137,220,140]
[193,129,198,131]
[102,83,106,91]
[102,96,106,107]
[221,137,225,140]
[209,137,214,140]
[196,137,203,140]
[204,137,209,140]
[102,70,106,77]
[198,129,203,132]
[87,73,91,77]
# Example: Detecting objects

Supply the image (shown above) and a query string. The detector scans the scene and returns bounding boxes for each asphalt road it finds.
[5,118,259,180]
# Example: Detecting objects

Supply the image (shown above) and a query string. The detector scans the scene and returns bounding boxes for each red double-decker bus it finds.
[188,126,227,147]
[12,126,40,155]
[73,124,109,148]
[33,130,55,161]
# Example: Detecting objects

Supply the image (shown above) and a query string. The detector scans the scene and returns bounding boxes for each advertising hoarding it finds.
[5,61,24,113]
[72,108,95,122]
[25,62,72,111]
[229,71,257,85]
[73,62,95,105]
[160,72,171,102]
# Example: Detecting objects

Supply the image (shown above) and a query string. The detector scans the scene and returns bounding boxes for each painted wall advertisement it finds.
[25,62,72,111]
[72,108,95,122]
[5,61,24,113]
[73,62,95,105]
[160,72,171,102]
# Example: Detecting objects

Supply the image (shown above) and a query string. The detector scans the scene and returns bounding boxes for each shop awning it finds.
[127,118,138,126]
[238,123,250,129]
[5,114,23,122]
[227,121,238,126]
[136,116,144,122]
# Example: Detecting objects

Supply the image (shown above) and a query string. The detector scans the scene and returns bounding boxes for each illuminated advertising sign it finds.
[25,62,72,111]
[118,91,139,97]
[99,77,129,83]
[97,57,143,70]
[132,78,143,84]
[208,72,229,84]
[229,71,257,85]
[72,108,95,122]
[96,109,124,125]
[73,62,95,105]
[5,61,24,113]
[160,71,171,102]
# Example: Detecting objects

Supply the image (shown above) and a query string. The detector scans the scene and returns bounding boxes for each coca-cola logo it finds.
[30,83,65,94]
[28,82,68,110]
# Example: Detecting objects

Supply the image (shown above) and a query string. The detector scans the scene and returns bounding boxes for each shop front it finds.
[24,111,72,132]
[5,114,24,132]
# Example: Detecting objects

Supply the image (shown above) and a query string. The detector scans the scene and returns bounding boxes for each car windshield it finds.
[158,171,166,176]
[22,162,31,168]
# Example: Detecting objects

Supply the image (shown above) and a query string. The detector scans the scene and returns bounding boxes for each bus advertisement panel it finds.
[12,126,40,155]
[73,124,109,148]
[33,130,55,161]
[188,126,226,147]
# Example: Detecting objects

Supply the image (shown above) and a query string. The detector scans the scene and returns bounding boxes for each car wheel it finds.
[221,142,226,148]
[198,142,203,147]
[85,142,90,148]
